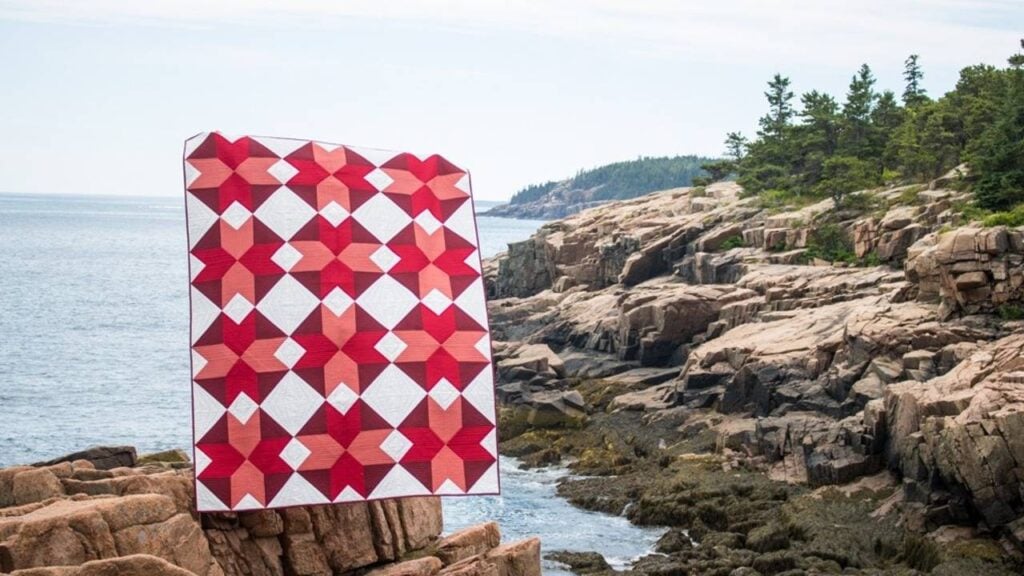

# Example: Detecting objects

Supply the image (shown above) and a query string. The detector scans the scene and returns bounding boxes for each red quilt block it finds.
[183,133,498,511]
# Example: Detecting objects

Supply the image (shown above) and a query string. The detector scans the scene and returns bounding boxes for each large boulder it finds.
[617,281,741,366]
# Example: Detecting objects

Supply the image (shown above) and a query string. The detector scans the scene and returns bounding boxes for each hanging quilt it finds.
[183,132,498,511]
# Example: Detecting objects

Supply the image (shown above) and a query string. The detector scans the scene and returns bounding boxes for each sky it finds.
[0,1,1020,201]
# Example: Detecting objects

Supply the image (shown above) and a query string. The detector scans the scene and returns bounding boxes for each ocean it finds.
[0,192,661,574]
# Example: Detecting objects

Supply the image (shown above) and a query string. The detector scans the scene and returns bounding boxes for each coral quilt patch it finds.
[183,132,498,511]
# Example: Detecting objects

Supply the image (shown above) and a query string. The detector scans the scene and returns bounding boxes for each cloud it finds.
[1,0,1018,68]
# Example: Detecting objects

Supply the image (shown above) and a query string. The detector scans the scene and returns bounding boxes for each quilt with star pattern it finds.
[183,132,498,511]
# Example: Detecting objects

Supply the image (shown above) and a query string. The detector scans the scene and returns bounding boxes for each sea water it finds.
[0,193,662,574]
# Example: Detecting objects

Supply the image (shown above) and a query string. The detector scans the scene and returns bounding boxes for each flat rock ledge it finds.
[0,449,540,576]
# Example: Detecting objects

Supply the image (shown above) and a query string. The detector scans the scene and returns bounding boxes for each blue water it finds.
[0,192,660,573]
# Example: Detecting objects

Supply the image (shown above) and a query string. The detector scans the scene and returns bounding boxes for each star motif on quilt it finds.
[398,396,496,493]
[391,305,490,391]
[289,305,389,399]
[387,224,480,300]
[186,133,283,213]
[190,217,286,308]
[192,311,288,407]
[195,409,293,509]
[289,217,386,299]
[186,132,497,511]
[291,400,396,500]
[281,142,378,215]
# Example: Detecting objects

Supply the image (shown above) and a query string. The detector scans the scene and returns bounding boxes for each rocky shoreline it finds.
[487,178,1024,574]
[0,446,540,576]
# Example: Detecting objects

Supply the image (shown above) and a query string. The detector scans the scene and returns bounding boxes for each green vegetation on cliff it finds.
[508,155,712,206]
[716,41,1024,213]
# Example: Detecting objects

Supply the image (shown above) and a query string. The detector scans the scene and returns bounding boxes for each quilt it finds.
[183,132,498,511]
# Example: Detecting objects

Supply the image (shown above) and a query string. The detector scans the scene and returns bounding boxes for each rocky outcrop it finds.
[852,186,966,264]
[486,176,1024,553]
[880,334,1024,528]
[907,226,1024,318]
[0,450,540,576]
[488,183,747,299]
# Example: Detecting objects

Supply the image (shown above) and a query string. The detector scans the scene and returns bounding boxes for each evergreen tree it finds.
[795,90,840,188]
[728,42,1024,213]
[840,64,878,158]
[870,90,905,171]
[725,132,748,160]
[889,99,961,181]
[818,156,878,207]
[739,74,798,193]
[700,132,748,183]
[971,42,1024,209]
[947,64,1007,148]
[759,74,795,139]
[800,91,840,154]
[902,54,928,107]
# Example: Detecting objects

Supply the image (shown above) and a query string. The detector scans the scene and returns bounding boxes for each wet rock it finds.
[559,351,634,379]
[751,551,797,575]
[655,529,693,554]
[34,447,137,471]
[544,551,611,575]
[702,531,745,549]
[745,523,790,552]
[136,449,190,466]
[522,390,587,428]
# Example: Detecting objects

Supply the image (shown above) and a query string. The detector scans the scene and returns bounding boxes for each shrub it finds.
[903,535,942,572]
[804,223,856,263]
[720,235,745,250]
[816,156,880,207]
[861,251,883,267]
[891,184,926,207]
[952,200,992,224]
[757,188,819,212]
[997,305,1024,321]
[881,168,903,184]
[842,191,881,213]
[981,204,1024,227]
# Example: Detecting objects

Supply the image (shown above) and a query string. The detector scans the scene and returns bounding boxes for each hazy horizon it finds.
[1,1,1020,201]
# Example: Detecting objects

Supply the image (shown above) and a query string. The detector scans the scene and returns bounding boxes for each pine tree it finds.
[800,91,840,154]
[795,90,840,188]
[971,41,1024,209]
[902,54,928,107]
[870,90,905,171]
[840,64,878,158]
[738,74,798,193]
[759,74,795,139]
[725,132,748,160]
